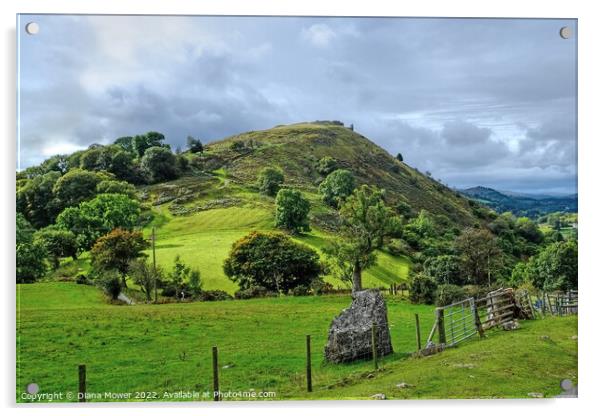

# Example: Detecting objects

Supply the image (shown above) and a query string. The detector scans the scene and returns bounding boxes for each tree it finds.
[516,217,544,244]
[16,171,61,228]
[256,167,284,196]
[529,240,578,291]
[52,169,105,210]
[316,156,338,175]
[396,153,403,162]
[409,273,437,304]
[133,131,167,158]
[329,185,397,292]
[16,213,47,283]
[274,189,310,234]
[96,180,137,199]
[114,136,135,154]
[91,229,149,288]
[129,259,164,302]
[223,231,322,293]
[423,254,464,285]
[318,169,355,207]
[33,227,78,269]
[140,146,179,183]
[455,228,503,286]
[56,193,141,250]
[187,136,204,154]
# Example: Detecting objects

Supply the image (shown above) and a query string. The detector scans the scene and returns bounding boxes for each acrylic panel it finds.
[16,14,578,403]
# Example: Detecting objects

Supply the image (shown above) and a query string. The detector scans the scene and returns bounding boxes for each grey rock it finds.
[370,393,386,400]
[324,289,393,363]
[396,382,414,389]
[528,392,544,398]
[502,320,520,331]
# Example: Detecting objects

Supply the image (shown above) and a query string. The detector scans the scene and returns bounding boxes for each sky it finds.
[18,15,577,194]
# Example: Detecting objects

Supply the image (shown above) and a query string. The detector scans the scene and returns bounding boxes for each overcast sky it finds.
[18,15,577,194]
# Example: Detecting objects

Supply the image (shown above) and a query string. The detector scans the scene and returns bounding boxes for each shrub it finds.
[409,273,437,304]
[234,286,276,299]
[256,167,284,196]
[198,290,233,302]
[75,274,88,285]
[141,146,179,183]
[99,271,122,300]
[289,285,309,296]
[316,156,339,175]
[435,284,466,307]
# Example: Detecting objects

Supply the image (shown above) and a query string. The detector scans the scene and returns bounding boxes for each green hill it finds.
[137,122,481,293]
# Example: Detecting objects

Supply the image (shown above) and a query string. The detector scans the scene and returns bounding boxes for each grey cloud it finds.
[18,15,577,194]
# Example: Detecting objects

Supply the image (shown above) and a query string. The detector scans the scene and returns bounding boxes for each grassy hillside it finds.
[17,283,577,402]
[136,122,478,293]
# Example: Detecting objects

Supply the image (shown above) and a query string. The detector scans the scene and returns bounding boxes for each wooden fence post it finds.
[212,346,220,401]
[436,308,446,345]
[78,364,86,403]
[414,313,421,351]
[473,301,485,338]
[371,322,378,370]
[306,335,312,392]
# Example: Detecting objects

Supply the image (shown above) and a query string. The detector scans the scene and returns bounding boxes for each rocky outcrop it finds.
[324,289,393,363]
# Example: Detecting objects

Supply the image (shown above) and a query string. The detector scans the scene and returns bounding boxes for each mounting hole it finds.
[26,383,39,394]
[559,26,571,39]
[25,22,39,35]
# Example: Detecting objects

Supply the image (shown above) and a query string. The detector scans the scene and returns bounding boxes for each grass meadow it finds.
[17,283,577,402]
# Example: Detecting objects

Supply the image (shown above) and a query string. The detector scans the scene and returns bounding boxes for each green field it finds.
[141,203,411,294]
[17,283,577,402]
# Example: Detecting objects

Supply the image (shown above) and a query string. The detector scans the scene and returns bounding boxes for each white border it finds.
[2,1,601,415]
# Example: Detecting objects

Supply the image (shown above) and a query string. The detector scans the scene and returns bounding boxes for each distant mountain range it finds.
[459,186,577,218]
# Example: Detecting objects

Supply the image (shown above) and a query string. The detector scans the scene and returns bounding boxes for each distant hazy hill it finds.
[460,186,577,218]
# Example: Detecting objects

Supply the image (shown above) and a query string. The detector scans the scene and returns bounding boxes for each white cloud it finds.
[302,23,337,47]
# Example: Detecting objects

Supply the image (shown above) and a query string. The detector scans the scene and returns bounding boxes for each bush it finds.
[198,290,233,302]
[256,167,284,196]
[318,169,355,207]
[141,146,179,183]
[316,156,339,175]
[75,274,89,285]
[224,231,322,293]
[234,286,278,299]
[409,273,437,304]
[386,239,410,256]
[99,272,122,300]
[435,284,466,306]
[289,285,309,296]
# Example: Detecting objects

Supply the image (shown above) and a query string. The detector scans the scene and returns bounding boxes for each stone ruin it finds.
[324,289,393,363]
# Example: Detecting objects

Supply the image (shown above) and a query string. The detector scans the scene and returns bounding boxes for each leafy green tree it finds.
[318,169,355,207]
[423,254,464,285]
[96,180,137,199]
[515,217,544,244]
[133,131,167,158]
[98,270,122,300]
[409,273,437,304]
[129,259,164,302]
[16,214,47,283]
[224,231,322,293]
[275,188,310,234]
[52,169,105,210]
[140,146,179,183]
[256,167,284,196]
[187,136,204,154]
[114,136,135,154]
[33,227,78,269]
[56,193,141,250]
[455,227,503,286]
[327,185,397,292]
[530,240,578,291]
[16,171,61,228]
[91,228,149,287]
[316,156,338,175]
[396,153,403,162]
